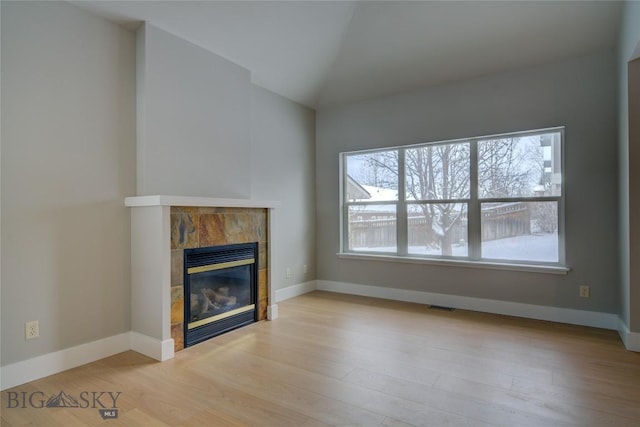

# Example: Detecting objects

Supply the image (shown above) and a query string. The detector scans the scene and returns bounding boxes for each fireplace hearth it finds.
[184,242,258,347]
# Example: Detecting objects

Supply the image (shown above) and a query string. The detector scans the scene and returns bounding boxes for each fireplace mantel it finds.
[126,195,280,362]
[125,195,280,209]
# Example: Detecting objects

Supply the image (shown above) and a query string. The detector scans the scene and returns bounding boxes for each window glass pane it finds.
[348,205,397,252]
[481,201,558,262]
[345,151,398,202]
[478,132,562,199]
[405,143,470,201]
[408,203,468,256]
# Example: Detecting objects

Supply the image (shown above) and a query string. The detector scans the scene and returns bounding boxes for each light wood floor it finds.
[2,291,640,426]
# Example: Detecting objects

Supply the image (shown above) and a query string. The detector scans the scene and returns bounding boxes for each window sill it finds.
[336,252,570,275]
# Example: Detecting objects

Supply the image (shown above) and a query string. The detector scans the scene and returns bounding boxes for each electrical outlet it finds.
[579,285,590,298]
[286,267,292,279]
[303,264,308,275]
[25,320,39,340]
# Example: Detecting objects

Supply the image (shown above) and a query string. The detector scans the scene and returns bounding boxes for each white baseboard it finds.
[275,280,317,302]
[1,332,131,391]
[316,280,619,331]
[130,332,174,362]
[617,318,640,351]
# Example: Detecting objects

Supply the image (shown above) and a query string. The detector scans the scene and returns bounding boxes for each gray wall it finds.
[250,85,316,289]
[137,24,252,198]
[136,23,317,291]
[618,0,640,332]
[1,1,136,365]
[317,51,619,314]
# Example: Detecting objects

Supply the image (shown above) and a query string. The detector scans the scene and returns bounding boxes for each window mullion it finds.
[397,149,408,256]
[468,140,481,260]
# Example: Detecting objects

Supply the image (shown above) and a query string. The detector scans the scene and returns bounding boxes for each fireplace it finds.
[125,196,278,361]
[184,242,258,347]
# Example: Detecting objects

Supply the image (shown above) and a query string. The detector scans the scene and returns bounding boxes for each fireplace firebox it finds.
[184,242,258,347]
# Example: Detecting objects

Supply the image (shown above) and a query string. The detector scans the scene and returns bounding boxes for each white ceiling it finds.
[72,1,623,109]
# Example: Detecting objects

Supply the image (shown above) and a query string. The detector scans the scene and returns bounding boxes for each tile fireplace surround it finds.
[125,196,280,362]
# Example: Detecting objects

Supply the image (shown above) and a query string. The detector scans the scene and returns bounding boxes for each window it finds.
[341,128,564,267]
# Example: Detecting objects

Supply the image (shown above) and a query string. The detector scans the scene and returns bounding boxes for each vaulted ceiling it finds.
[73,1,623,109]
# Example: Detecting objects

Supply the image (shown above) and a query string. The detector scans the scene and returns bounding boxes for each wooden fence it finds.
[481,202,530,241]
[349,202,530,249]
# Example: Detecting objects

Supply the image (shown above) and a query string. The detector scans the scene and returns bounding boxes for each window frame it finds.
[339,127,567,272]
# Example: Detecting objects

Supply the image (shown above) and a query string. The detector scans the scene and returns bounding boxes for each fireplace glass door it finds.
[189,264,253,325]
[184,243,257,346]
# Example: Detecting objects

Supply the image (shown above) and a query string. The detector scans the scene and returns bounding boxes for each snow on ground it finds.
[354,233,558,263]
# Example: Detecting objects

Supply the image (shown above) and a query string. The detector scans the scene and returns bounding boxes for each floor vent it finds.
[429,305,455,311]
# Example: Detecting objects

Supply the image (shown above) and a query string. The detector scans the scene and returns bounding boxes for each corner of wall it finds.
[135,23,147,195]
[618,316,640,352]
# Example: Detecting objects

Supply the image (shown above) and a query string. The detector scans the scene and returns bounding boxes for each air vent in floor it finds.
[429,305,455,311]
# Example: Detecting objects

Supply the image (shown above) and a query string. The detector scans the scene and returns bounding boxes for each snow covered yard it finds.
[354,233,558,263]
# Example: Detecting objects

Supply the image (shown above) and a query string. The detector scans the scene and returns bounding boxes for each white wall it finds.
[1,1,136,365]
[317,51,619,315]
[250,85,316,290]
[137,24,252,198]
[618,0,640,333]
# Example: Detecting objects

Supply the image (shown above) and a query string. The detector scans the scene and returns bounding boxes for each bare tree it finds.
[405,144,469,255]
[478,138,538,198]
[353,151,398,190]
